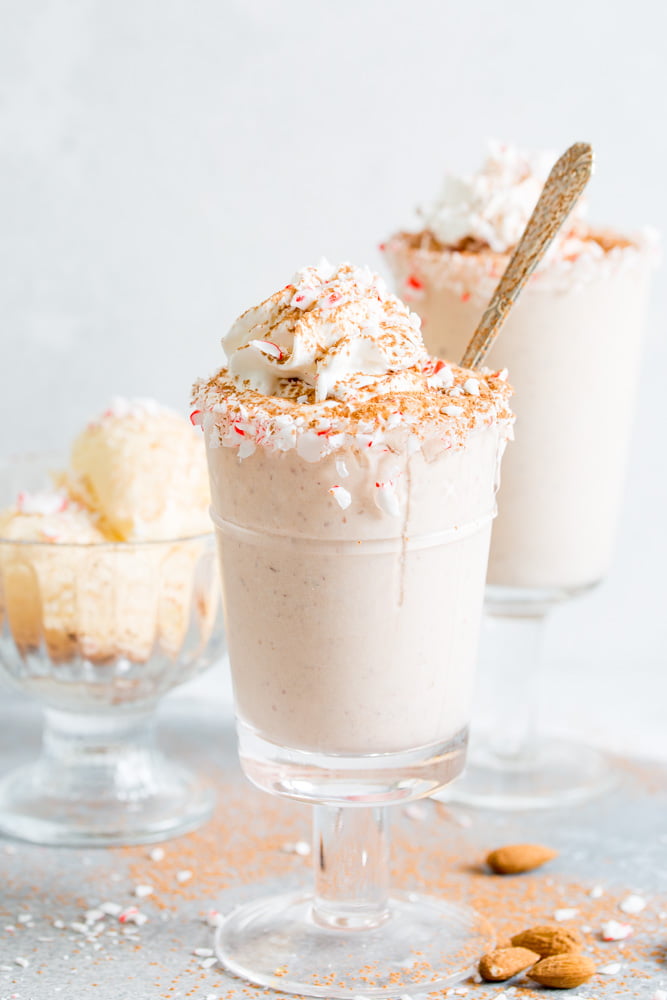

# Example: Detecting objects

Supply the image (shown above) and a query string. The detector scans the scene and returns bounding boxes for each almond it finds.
[510,924,584,957]
[479,946,540,982]
[528,953,596,988]
[486,843,558,875]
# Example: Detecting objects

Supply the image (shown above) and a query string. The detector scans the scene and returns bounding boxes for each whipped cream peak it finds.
[222,261,428,404]
[419,141,588,254]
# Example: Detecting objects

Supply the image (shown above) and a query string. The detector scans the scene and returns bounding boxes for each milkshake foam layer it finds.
[384,144,658,592]
[195,262,513,754]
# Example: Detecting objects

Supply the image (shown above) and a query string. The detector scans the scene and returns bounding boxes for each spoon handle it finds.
[460,142,593,370]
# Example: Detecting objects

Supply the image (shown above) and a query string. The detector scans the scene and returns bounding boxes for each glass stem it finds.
[476,609,547,763]
[41,706,160,801]
[312,805,391,930]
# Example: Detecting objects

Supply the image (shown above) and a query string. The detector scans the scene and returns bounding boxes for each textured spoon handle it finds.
[460,142,594,370]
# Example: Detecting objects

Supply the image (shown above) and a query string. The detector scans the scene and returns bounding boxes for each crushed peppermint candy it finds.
[463,378,480,396]
[374,481,400,517]
[176,869,193,883]
[16,490,69,516]
[134,884,153,899]
[283,840,310,858]
[14,957,29,968]
[248,339,285,360]
[204,909,224,928]
[590,885,604,898]
[651,990,667,1000]
[553,907,579,921]
[118,907,148,925]
[149,847,165,862]
[99,902,122,916]
[619,893,646,914]
[193,947,214,957]
[601,919,633,941]
[200,955,218,969]
[598,962,622,975]
[328,485,352,510]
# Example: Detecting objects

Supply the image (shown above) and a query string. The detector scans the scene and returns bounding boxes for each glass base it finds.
[237,721,469,805]
[440,737,615,810]
[215,889,491,998]
[0,753,214,846]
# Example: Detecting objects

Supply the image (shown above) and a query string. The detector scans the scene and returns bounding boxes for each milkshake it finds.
[383,144,657,593]
[193,262,513,763]
[196,262,513,996]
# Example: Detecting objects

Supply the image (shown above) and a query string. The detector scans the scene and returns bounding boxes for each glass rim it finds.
[0,530,214,550]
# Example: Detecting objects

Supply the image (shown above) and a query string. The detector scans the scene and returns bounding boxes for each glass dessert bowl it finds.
[0,446,224,846]
[194,261,514,996]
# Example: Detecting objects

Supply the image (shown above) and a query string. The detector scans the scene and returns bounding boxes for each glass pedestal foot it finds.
[440,737,615,810]
[215,890,491,998]
[0,707,215,845]
[0,754,214,846]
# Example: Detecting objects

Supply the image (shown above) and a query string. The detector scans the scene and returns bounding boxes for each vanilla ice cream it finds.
[65,397,210,541]
[194,262,513,755]
[384,143,658,592]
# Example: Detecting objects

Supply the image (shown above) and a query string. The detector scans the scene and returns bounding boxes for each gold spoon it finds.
[460,142,594,370]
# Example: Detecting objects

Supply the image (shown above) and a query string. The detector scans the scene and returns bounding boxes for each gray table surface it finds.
[1,699,666,1000]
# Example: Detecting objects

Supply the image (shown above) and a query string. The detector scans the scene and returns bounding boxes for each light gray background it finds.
[1,0,665,755]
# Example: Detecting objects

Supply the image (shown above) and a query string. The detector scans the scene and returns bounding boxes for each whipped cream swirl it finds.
[419,142,588,253]
[222,261,428,403]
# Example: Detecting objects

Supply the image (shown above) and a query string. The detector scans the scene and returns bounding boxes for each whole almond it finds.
[479,946,540,982]
[486,843,558,875]
[528,953,596,988]
[511,924,583,957]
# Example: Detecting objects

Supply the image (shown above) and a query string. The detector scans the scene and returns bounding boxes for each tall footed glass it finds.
[205,423,505,997]
[385,229,655,808]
